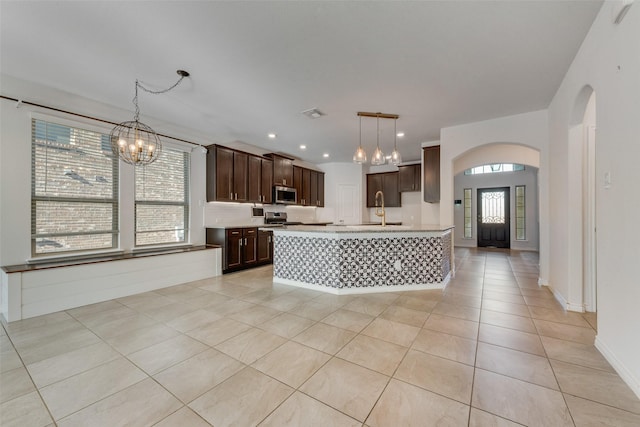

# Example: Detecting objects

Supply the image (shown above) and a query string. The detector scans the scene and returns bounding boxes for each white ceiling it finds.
[1,1,602,164]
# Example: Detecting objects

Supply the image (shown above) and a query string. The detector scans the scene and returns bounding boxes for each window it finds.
[464,163,525,175]
[515,185,526,240]
[463,188,472,238]
[135,148,190,246]
[31,119,118,255]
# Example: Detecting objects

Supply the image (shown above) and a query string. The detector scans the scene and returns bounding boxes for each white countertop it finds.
[207,222,333,230]
[269,224,454,233]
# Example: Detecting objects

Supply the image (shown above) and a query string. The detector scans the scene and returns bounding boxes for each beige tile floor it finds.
[1,248,640,426]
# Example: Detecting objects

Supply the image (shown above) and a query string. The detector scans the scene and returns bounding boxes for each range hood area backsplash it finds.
[204,202,318,227]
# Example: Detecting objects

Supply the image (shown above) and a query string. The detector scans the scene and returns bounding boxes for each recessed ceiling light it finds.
[397,132,405,138]
[268,133,277,139]
[323,153,329,158]
[299,145,306,150]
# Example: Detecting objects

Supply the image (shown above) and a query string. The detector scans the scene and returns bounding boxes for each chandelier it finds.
[110,70,189,166]
[353,111,401,166]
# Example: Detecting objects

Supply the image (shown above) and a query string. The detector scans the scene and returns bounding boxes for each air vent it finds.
[301,108,325,119]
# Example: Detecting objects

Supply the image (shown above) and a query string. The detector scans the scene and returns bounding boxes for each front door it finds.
[477,187,510,248]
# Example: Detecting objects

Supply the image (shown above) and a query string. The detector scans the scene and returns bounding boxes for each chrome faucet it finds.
[374,190,386,227]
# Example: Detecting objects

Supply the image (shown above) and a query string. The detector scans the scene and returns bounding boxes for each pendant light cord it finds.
[394,118,397,150]
[132,72,188,122]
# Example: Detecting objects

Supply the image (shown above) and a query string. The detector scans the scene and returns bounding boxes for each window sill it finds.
[27,249,125,265]
[132,243,192,254]
[2,245,216,274]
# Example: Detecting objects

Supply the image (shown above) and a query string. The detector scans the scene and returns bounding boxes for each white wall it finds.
[318,162,363,224]
[436,110,549,280]
[546,1,640,397]
[454,167,539,251]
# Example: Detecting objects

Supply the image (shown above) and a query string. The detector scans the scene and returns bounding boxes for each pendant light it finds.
[353,115,367,164]
[110,70,189,166]
[355,111,399,164]
[390,117,402,165]
[371,114,385,165]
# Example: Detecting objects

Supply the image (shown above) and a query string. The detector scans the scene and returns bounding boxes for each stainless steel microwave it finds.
[273,186,297,204]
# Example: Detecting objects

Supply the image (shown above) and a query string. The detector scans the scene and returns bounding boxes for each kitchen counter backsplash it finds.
[203,202,317,227]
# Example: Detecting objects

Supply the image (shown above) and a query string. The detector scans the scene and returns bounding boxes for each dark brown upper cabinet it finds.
[398,164,421,192]
[301,168,311,205]
[316,172,325,207]
[293,166,303,204]
[294,166,324,207]
[248,155,273,203]
[260,158,273,204]
[208,148,323,206]
[366,172,401,207]
[269,154,294,187]
[309,170,318,207]
[423,145,440,203]
[207,145,248,202]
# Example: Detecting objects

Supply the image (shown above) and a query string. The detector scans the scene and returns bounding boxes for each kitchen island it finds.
[269,225,453,294]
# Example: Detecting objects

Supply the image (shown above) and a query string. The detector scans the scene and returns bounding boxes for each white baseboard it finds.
[454,242,476,248]
[595,335,640,400]
[566,302,586,313]
[550,286,568,309]
[274,273,450,295]
[538,278,584,312]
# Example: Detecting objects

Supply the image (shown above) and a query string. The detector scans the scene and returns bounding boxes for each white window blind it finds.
[31,119,118,255]
[135,148,189,246]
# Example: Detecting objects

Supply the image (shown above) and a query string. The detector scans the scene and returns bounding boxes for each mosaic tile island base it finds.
[269,225,454,294]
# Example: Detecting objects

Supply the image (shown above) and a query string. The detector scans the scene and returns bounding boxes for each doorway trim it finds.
[567,87,597,313]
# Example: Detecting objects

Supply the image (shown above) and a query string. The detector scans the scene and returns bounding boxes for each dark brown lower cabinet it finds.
[257,230,273,264]
[207,227,265,273]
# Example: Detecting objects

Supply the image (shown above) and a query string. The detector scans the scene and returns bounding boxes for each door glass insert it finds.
[481,191,506,224]
[463,188,472,238]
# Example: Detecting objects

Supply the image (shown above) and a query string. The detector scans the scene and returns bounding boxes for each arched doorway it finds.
[568,87,597,313]
[452,143,540,252]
